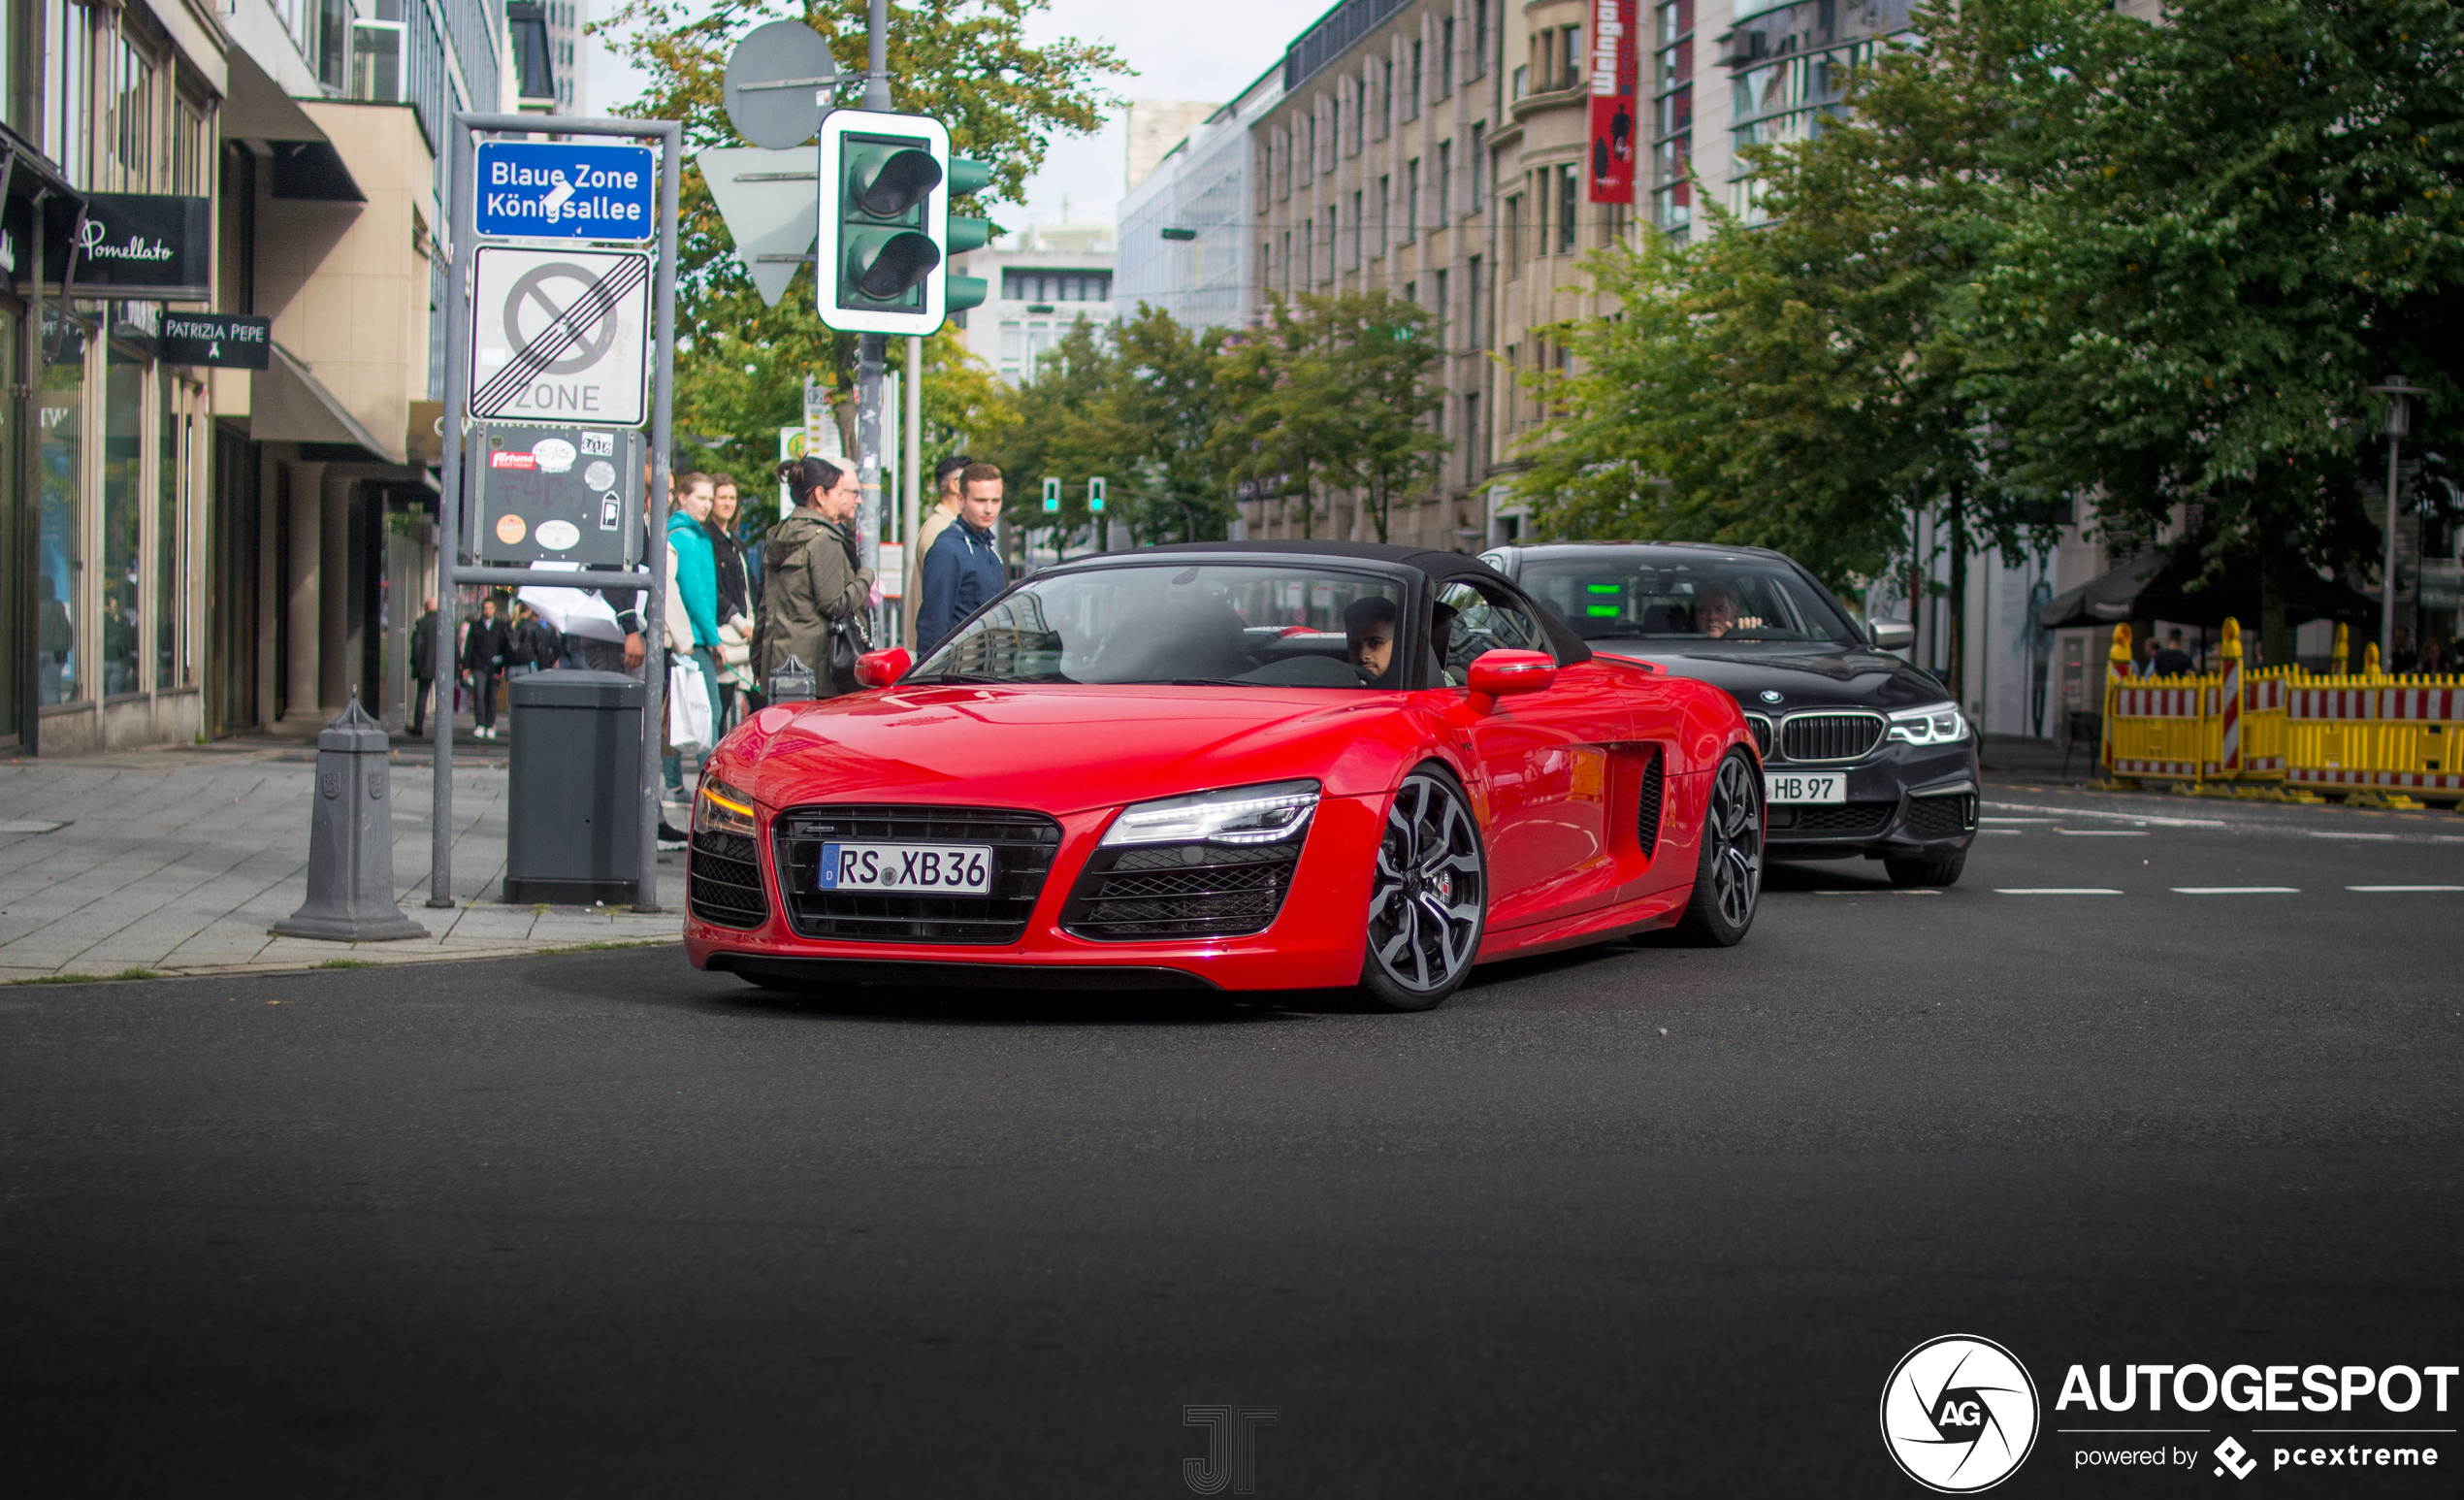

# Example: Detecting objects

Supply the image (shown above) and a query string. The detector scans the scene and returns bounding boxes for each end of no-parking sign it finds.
[473,141,656,241]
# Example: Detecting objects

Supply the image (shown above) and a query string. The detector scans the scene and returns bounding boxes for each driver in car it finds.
[1345,597,1399,685]
[1693,585,1740,638]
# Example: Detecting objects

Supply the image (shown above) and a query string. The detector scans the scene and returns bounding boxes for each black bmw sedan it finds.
[1480,541,1978,887]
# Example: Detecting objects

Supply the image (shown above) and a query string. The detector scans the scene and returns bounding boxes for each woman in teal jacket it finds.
[664,475,724,796]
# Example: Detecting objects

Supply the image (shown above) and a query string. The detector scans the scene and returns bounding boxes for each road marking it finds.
[1976,829,2023,835]
[1995,887,2124,895]
[2309,831,2398,840]
[1812,889,1943,896]
[1980,816,2055,823]
[1986,800,2223,827]
[2172,886,2299,895]
[2057,829,2149,836]
[2347,884,2464,892]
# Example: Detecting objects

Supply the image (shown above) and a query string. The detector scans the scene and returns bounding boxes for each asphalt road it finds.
[4,785,2459,1497]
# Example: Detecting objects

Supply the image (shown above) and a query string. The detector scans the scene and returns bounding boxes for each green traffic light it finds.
[947,156,993,198]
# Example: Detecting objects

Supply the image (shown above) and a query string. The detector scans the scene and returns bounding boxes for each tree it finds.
[1100,305,1239,543]
[979,315,1119,542]
[1216,295,1348,539]
[1973,0,2464,664]
[599,0,1123,468]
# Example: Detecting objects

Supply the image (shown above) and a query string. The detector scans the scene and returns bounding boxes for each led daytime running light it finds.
[1101,781,1322,847]
[695,778,759,836]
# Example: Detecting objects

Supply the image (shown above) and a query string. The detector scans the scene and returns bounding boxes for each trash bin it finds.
[504,668,643,905]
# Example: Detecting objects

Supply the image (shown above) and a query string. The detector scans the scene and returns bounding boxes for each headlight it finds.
[1886,701,1969,746]
[1101,779,1321,847]
[694,776,758,836]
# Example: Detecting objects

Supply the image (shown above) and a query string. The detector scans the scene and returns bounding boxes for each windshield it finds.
[909,564,1410,688]
[1516,556,1859,645]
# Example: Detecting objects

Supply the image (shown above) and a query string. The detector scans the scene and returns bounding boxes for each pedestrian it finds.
[665,473,725,798]
[2153,629,2193,677]
[2419,636,2448,675]
[2389,626,2418,675]
[916,462,1005,654]
[409,595,439,735]
[706,473,759,723]
[463,595,510,740]
[757,455,877,700]
[512,602,561,682]
[914,453,973,563]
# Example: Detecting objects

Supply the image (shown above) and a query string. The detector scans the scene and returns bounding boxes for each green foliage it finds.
[1520,0,2464,664]
[598,0,1122,473]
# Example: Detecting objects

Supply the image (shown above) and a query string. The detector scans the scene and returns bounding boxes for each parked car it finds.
[685,541,1763,1010]
[1481,541,1977,887]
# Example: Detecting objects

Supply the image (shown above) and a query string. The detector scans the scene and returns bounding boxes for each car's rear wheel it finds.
[1360,768,1487,1011]
[1885,851,1965,888]
[1673,750,1763,946]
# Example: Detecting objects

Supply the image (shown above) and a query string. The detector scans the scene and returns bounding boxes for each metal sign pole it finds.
[903,333,923,648]
[432,113,680,913]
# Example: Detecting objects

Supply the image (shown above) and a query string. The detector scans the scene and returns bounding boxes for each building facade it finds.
[0,0,511,756]
[949,220,1118,387]
[1117,71,1280,333]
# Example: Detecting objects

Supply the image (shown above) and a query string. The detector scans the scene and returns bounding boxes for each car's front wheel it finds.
[1360,767,1487,1011]
[1673,749,1763,946]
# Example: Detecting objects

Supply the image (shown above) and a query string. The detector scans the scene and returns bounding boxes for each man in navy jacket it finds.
[916,462,1006,653]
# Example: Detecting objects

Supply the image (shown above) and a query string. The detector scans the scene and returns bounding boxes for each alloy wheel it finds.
[1369,772,1486,995]
[1706,754,1764,929]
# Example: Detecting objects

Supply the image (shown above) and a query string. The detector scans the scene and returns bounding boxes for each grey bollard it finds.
[768,652,817,702]
[272,694,431,941]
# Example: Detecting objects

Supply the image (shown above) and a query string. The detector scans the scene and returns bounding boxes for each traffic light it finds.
[1042,476,1061,513]
[1087,476,1106,513]
[816,109,994,335]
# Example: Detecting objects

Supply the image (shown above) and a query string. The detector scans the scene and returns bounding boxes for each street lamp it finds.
[2364,375,2428,671]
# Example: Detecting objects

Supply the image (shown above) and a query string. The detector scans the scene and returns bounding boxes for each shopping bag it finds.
[667,657,714,753]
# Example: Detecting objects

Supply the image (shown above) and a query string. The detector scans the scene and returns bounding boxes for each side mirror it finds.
[855,648,912,689]
[1465,649,1556,711]
[1868,618,1915,651]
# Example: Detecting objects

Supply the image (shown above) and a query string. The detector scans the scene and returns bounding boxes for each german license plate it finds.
[1765,772,1845,804]
[817,842,993,895]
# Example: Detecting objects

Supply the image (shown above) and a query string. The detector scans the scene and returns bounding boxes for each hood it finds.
[726,683,1416,815]
[1593,642,1949,711]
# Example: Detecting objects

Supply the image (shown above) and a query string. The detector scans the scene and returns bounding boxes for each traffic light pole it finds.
[853,0,892,597]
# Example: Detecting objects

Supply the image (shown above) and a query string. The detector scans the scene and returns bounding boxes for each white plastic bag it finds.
[667,656,713,753]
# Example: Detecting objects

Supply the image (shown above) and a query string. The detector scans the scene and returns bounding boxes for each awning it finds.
[251,341,404,464]
[2039,548,2378,631]
[221,46,366,204]
[2036,553,2165,630]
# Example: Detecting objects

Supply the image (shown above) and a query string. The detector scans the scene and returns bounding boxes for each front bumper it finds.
[682,794,1382,992]
[1761,740,1979,861]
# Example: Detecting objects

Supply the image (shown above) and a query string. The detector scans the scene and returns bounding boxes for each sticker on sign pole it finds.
[468,245,652,427]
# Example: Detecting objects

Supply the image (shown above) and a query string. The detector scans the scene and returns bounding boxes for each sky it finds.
[584,0,1335,230]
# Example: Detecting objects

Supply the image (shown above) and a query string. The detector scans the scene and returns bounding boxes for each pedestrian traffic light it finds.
[1042,476,1061,513]
[816,109,995,334]
[1087,476,1106,513]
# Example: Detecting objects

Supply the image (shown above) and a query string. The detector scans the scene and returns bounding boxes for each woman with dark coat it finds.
[706,473,759,721]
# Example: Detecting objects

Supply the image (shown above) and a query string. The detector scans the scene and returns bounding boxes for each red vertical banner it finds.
[1587,0,1637,204]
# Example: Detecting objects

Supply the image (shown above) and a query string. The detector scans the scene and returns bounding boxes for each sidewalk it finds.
[0,741,684,983]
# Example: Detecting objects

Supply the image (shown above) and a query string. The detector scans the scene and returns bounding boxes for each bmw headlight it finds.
[1101,780,1321,847]
[694,776,758,837]
[1886,701,1969,746]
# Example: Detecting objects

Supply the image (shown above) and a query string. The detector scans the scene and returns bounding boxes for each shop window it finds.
[158,368,192,689]
[103,341,145,696]
[38,312,87,704]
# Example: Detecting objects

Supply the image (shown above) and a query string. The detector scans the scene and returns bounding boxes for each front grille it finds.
[1742,713,1773,757]
[688,831,768,929]
[1779,711,1885,763]
[1062,839,1302,940]
[1768,800,1894,835]
[772,805,1062,945]
[1636,748,1665,862]
[1906,793,1976,838]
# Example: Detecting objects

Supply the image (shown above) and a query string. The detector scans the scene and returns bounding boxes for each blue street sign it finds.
[473,141,657,241]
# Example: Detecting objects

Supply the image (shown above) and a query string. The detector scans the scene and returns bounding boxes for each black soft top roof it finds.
[1061,540,1593,664]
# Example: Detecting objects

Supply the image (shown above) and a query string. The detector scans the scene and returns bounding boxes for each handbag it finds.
[822,523,871,696]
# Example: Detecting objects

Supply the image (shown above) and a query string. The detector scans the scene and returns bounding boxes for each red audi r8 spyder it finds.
[684,542,1763,1009]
